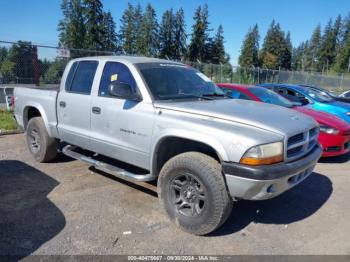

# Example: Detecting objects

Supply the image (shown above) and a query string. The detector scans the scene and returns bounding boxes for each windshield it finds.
[303,85,338,98]
[302,87,334,102]
[247,87,294,108]
[137,63,225,100]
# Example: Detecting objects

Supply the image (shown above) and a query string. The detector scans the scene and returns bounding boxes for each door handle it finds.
[92,106,101,114]
[59,101,66,107]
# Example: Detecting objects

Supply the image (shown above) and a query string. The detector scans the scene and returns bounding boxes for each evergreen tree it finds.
[211,25,226,64]
[305,25,321,70]
[260,20,290,69]
[318,18,340,71]
[0,47,8,65]
[173,8,187,60]
[292,41,308,71]
[159,9,175,59]
[238,24,260,68]
[334,15,342,50]
[58,0,86,52]
[101,11,117,51]
[119,3,136,54]
[134,3,144,55]
[333,14,350,72]
[281,31,292,70]
[83,0,106,50]
[8,41,35,84]
[140,4,159,57]
[188,4,210,62]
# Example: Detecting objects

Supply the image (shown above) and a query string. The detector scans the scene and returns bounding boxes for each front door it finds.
[90,61,155,169]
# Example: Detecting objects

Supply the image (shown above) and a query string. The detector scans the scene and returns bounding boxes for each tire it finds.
[26,117,58,162]
[158,152,233,235]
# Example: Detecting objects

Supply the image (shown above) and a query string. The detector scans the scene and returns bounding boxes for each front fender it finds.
[150,128,229,174]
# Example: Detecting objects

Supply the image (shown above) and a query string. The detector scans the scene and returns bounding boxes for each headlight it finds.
[347,112,350,116]
[240,141,283,165]
[319,124,339,135]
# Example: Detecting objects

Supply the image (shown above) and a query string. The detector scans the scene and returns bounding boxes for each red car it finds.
[218,83,350,157]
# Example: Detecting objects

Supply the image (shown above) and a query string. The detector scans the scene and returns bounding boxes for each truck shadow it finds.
[211,172,332,237]
[0,160,65,258]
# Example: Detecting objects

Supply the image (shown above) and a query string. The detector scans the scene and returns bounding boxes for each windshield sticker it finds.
[111,74,118,81]
[196,72,211,82]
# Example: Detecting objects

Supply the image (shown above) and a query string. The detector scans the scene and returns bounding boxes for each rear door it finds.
[57,60,98,149]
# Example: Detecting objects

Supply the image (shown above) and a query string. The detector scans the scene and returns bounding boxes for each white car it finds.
[340,90,350,98]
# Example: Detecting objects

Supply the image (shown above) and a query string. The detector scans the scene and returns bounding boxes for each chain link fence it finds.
[1,40,350,94]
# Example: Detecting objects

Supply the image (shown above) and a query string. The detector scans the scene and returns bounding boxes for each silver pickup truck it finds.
[13,56,322,235]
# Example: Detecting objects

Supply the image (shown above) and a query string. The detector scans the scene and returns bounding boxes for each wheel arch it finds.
[23,103,51,136]
[151,132,228,176]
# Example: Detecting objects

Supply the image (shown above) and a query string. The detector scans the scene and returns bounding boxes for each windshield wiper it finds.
[202,92,230,98]
[159,94,214,100]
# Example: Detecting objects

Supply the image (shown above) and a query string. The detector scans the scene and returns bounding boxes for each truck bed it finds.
[0,84,59,90]
[13,86,59,137]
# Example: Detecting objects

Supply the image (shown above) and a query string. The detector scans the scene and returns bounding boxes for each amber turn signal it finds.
[240,155,283,166]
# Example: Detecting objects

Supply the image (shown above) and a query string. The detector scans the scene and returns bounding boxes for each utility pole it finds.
[348,56,350,74]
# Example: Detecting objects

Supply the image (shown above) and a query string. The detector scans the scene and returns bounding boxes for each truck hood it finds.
[154,99,317,136]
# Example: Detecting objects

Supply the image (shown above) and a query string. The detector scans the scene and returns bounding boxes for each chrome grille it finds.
[286,127,319,161]
[288,133,305,146]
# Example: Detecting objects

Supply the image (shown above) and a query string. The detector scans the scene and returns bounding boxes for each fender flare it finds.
[150,128,228,175]
[23,102,52,136]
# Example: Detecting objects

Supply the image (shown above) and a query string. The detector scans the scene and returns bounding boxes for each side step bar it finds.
[62,145,157,182]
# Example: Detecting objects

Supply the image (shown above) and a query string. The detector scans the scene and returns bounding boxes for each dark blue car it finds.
[258,83,350,124]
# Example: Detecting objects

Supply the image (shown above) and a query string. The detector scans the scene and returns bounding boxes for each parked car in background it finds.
[218,83,350,157]
[340,90,350,99]
[258,84,350,124]
[13,56,322,235]
[300,84,350,104]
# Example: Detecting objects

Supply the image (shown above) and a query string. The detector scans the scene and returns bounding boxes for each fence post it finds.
[32,45,40,86]
[220,63,223,83]
[340,73,344,93]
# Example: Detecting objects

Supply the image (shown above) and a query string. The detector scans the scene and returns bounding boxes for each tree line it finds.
[0,0,230,84]
[58,0,229,64]
[238,13,350,73]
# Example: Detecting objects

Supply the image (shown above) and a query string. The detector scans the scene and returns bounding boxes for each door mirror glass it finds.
[109,82,142,101]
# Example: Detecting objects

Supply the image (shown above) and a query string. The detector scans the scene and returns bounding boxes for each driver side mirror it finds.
[299,98,310,106]
[109,82,142,101]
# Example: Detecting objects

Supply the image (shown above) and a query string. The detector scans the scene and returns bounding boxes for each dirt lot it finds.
[0,134,349,257]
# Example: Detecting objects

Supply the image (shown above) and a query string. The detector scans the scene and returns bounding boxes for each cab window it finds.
[99,62,138,97]
[66,61,98,95]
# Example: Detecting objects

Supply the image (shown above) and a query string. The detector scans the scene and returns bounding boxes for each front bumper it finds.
[319,133,350,157]
[222,144,322,200]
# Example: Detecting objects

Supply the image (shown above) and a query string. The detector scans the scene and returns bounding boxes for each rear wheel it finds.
[26,117,58,162]
[158,152,233,235]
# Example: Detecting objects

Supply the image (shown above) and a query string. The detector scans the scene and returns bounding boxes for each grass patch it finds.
[0,110,17,131]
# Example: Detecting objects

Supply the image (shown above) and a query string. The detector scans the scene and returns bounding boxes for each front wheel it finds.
[158,152,233,235]
[26,117,58,162]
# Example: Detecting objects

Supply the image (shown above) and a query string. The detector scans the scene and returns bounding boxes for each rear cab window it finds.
[65,60,98,95]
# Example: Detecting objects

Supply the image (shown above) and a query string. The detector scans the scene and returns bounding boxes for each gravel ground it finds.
[0,134,349,257]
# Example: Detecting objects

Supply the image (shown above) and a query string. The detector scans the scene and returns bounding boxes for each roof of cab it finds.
[70,55,183,65]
